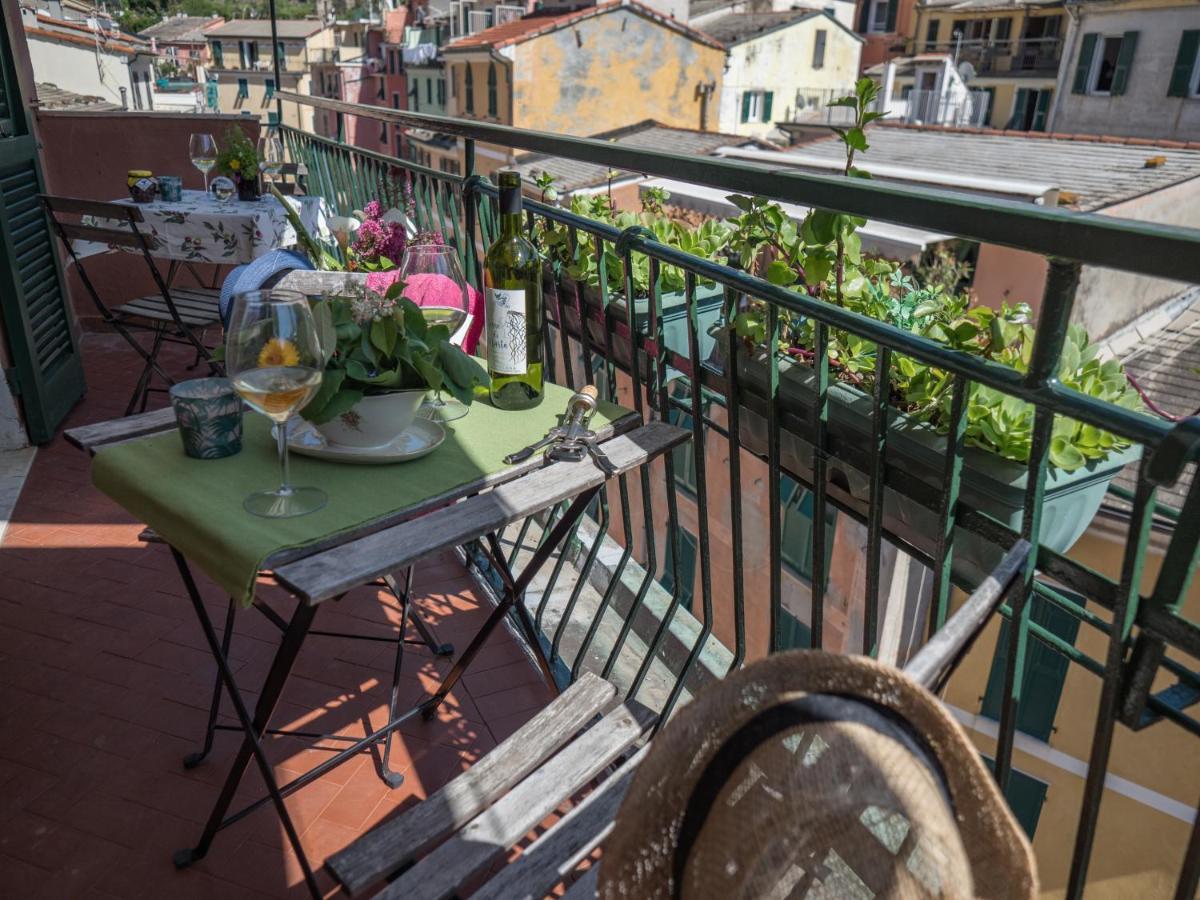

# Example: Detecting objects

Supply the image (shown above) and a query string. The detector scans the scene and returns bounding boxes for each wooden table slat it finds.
[274,422,688,604]
[327,672,618,895]
[65,407,177,453]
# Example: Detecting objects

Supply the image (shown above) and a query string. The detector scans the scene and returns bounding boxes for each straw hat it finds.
[599,651,1037,900]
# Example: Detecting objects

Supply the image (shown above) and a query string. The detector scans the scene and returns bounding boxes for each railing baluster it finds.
[863,345,891,657]
[767,304,782,653]
[724,286,746,672]
[930,374,968,635]
[810,320,829,650]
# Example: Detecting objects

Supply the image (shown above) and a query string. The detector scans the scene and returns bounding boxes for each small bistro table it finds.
[65,388,686,898]
[76,189,328,267]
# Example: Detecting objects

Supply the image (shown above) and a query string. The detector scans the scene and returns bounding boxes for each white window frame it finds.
[866,0,889,34]
[1088,34,1124,96]
[744,90,762,121]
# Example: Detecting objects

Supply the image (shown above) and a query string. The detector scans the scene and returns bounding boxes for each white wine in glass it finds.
[257,131,284,189]
[189,132,218,194]
[225,289,327,518]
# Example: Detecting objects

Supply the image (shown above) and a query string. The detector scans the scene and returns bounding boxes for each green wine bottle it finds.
[485,170,544,410]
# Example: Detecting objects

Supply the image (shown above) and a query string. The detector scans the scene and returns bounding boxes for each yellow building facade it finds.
[905,0,1066,130]
[438,2,727,174]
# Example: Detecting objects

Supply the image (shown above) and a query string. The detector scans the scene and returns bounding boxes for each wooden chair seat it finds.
[325,672,654,899]
[114,287,222,328]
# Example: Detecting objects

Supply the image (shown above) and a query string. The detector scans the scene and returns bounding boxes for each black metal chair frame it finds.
[41,195,223,414]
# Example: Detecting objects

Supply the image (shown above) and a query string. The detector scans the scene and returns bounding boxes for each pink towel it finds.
[366,271,484,355]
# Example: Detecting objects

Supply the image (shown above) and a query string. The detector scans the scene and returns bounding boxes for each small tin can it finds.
[157,175,182,203]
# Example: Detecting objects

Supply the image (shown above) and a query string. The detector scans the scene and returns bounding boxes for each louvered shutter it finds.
[0,15,83,442]
[1072,33,1097,94]
[741,91,752,123]
[762,91,773,122]
[1031,90,1050,132]
[1007,88,1030,129]
[1168,31,1200,97]
[1110,31,1139,96]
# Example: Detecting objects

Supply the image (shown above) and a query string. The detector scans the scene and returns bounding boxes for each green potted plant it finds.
[216,125,259,201]
[718,80,1145,571]
[301,281,489,448]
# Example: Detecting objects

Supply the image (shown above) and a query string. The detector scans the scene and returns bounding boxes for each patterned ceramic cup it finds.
[169,378,243,460]
[157,175,183,203]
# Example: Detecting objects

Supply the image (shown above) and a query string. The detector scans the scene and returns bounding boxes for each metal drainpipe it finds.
[1047,1,1083,134]
[269,0,283,127]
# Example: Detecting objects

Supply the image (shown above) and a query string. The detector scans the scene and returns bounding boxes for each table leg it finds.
[421,488,599,719]
[183,596,236,770]
[168,549,322,899]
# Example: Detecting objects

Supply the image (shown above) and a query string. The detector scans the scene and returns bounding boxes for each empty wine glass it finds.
[189,132,217,194]
[257,130,284,190]
[398,241,472,422]
[225,290,327,518]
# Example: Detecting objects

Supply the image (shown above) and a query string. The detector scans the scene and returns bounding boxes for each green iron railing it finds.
[278,91,1200,898]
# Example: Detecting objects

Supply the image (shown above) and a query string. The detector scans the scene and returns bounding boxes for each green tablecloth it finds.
[93,385,632,604]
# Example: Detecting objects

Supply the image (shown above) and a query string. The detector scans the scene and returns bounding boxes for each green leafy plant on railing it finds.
[722,79,1142,471]
[539,191,732,299]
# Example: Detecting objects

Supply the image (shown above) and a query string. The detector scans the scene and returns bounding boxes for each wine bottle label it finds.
[487,288,527,375]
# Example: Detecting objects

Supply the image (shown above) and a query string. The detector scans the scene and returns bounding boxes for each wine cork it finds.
[580,385,599,401]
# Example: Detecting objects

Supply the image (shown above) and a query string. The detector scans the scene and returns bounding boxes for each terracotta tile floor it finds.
[0,334,556,898]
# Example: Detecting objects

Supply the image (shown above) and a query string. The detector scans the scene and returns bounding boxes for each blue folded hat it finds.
[219,248,315,326]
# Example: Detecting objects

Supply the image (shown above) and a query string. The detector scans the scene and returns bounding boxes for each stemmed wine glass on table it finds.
[398,241,472,422]
[189,133,217,195]
[225,290,327,518]
[257,130,284,194]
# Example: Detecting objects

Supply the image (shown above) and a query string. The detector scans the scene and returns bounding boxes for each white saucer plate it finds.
[278,418,446,464]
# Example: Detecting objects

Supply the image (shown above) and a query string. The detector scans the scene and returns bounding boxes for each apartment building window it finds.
[779,476,836,586]
[1008,87,1050,131]
[276,41,286,70]
[427,77,433,105]
[740,90,773,123]
[1168,31,1200,98]
[211,41,223,67]
[235,77,249,101]
[863,0,892,34]
[412,82,420,113]
[263,78,275,101]
[464,64,474,113]
[487,63,498,116]
[437,78,446,106]
[380,120,388,144]
[377,80,385,101]
[994,17,1012,42]
[981,591,1081,742]
[660,528,698,612]
[813,29,826,68]
[924,18,939,49]
[393,91,401,110]
[238,40,257,69]
[1072,31,1138,96]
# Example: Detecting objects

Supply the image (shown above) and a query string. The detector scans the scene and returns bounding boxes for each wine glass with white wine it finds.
[189,132,218,194]
[225,290,327,518]
[398,241,472,422]
[257,130,284,192]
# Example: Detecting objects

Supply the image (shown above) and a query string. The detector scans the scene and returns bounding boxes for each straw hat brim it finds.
[599,651,1038,900]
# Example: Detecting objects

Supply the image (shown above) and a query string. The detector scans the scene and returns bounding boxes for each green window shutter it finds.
[267,110,279,125]
[762,91,774,122]
[741,91,752,122]
[1031,90,1050,131]
[212,42,223,67]
[813,30,826,68]
[981,592,1082,741]
[264,78,275,99]
[982,86,996,126]
[1007,87,1030,129]
[856,0,870,33]
[1110,31,1139,96]
[1168,30,1199,97]
[981,756,1048,839]
[236,77,248,100]
[1072,33,1097,94]
[885,0,898,32]
[778,609,812,650]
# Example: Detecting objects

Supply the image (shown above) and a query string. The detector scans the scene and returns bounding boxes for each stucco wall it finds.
[1072,177,1200,339]
[1050,1,1200,142]
[26,35,132,107]
[855,0,917,70]
[209,71,313,130]
[510,8,726,135]
[973,243,1050,312]
[717,15,862,138]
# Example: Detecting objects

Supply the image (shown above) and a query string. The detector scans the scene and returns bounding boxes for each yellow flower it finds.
[230,159,241,170]
[258,338,300,368]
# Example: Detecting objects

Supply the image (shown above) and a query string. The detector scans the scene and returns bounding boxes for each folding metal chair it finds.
[272,163,308,197]
[42,195,224,414]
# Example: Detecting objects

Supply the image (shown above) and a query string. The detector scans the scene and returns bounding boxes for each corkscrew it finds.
[503,385,616,474]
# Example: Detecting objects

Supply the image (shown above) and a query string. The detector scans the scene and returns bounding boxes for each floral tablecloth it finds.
[78,190,328,265]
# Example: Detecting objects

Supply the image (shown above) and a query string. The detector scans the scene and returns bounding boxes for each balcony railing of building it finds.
[918,37,1064,75]
[273,88,1200,897]
[450,1,526,37]
[791,86,989,128]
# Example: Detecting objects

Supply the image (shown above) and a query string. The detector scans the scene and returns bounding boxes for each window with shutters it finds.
[740,90,773,123]
[866,0,890,33]
[925,18,939,49]
[487,63,497,117]
[1076,32,1137,96]
[1093,35,1123,93]
[813,30,826,69]
[211,41,224,68]
[980,592,1081,741]
[1168,31,1200,98]
[465,64,474,113]
[437,78,446,105]
[236,78,249,101]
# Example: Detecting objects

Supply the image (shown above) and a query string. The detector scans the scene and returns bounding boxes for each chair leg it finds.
[125,328,165,416]
[184,597,237,769]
